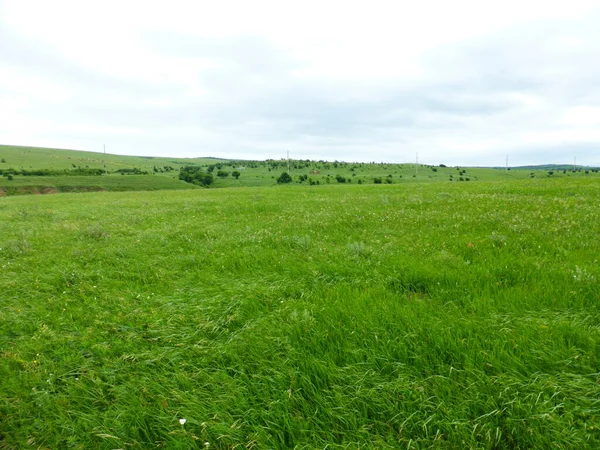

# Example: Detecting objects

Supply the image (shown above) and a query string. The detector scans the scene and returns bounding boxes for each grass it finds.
[3,144,598,196]
[0,174,196,195]
[1,177,599,448]
[0,144,223,172]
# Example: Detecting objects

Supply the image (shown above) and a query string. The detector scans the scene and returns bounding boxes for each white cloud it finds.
[1,0,599,165]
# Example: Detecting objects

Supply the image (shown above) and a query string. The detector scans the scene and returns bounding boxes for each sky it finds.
[1,0,599,166]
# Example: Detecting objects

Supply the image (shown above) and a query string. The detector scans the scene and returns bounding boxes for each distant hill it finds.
[2,144,599,196]
[490,164,599,171]
[0,144,224,172]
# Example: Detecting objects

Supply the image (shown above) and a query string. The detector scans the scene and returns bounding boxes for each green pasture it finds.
[0,145,221,173]
[2,144,597,195]
[1,177,599,448]
[0,174,194,195]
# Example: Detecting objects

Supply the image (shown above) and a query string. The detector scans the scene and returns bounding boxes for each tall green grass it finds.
[1,178,599,448]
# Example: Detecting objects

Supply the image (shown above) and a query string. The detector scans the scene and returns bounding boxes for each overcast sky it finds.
[1,0,599,166]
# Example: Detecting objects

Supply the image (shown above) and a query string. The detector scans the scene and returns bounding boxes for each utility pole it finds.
[415,152,418,176]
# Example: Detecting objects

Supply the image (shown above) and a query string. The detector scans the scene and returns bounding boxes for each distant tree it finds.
[179,166,214,186]
[548,171,554,176]
[373,177,383,184]
[276,172,292,184]
[195,172,214,186]
[1,158,6,163]
[7,174,13,181]
[439,164,446,168]
[217,170,229,178]
[232,170,241,179]
[335,174,346,183]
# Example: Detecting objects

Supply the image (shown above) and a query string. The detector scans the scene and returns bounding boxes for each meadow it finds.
[1,176,599,448]
[3,144,595,196]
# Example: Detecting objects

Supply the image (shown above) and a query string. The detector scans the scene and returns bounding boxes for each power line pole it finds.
[415,152,418,176]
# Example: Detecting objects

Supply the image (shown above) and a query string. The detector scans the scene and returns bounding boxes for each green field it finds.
[2,144,597,196]
[1,177,599,448]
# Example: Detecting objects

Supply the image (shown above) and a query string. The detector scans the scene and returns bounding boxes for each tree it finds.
[1,158,5,163]
[195,172,214,186]
[217,170,229,178]
[232,170,241,179]
[179,166,214,186]
[277,172,292,184]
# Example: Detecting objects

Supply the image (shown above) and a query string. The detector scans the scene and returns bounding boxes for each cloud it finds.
[1,0,599,165]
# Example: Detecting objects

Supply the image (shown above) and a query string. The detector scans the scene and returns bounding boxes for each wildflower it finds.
[179,418,186,425]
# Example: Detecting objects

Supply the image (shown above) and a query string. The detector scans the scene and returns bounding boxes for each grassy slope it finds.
[0,144,221,172]
[3,144,597,195]
[0,175,196,195]
[1,178,599,448]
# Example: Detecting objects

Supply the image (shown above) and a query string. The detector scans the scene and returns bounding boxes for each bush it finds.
[1,158,6,163]
[373,177,382,184]
[276,172,292,184]
[335,175,346,183]
[179,166,214,186]
[7,174,13,181]
[217,170,229,178]
[232,170,241,179]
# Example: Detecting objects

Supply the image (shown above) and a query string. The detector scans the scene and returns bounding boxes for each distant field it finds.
[2,144,598,195]
[1,178,599,448]
[0,144,221,172]
[0,174,195,196]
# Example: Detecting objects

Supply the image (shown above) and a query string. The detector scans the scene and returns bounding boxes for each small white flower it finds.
[204,442,210,448]
[179,418,187,425]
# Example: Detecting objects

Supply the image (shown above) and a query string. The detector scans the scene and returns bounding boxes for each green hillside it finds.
[0,144,224,172]
[1,144,599,196]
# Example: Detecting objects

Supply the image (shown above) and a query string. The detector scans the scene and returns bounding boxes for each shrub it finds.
[276,172,292,184]
[179,166,214,186]
[7,174,13,181]
[373,177,382,184]
[232,170,241,179]
[217,170,229,178]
